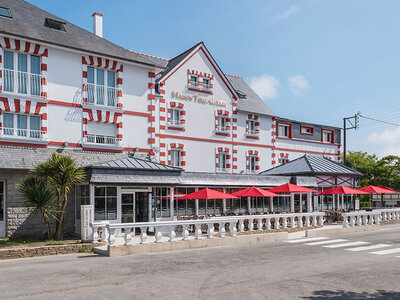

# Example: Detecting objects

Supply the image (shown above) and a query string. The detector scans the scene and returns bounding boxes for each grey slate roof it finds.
[260,155,363,177]
[277,117,341,130]
[0,0,165,68]
[225,74,276,117]
[89,169,299,187]
[89,157,181,171]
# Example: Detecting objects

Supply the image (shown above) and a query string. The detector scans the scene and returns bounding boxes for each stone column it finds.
[247,197,251,214]
[307,192,312,212]
[195,188,199,216]
[170,187,174,219]
[269,197,274,213]
[290,194,295,213]
[222,188,227,214]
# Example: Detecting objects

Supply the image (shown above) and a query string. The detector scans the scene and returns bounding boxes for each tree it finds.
[32,153,86,240]
[17,176,55,239]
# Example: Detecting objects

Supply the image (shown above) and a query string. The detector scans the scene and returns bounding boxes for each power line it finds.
[359,114,400,127]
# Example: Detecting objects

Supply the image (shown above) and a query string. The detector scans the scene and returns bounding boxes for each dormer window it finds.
[236,90,247,99]
[44,18,66,31]
[0,7,12,18]
[301,125,314,135]
[322,129,334,144]
[278,123,292,138]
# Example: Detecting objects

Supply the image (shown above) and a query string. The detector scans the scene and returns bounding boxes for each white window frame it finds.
[86,66,117,107]
[217,116,227,131]
[218,153,227,171]
[170,149,181,167]
[190,75,198,87]
[3,50,42,97]
[203,78,210,89]
[170,108,181,126]
[322,130,334,143]
[2,112,42,138]
[248,120,257,135]
[248,155,257,173]
[278,124,291,138]
[301,126,314,135]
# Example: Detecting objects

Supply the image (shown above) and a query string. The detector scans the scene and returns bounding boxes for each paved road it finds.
[1,226,400,300]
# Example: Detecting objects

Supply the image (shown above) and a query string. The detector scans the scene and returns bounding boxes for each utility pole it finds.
[343,112,359,164]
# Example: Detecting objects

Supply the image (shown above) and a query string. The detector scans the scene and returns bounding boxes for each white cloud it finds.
[276,5,300,21]
[288,75,310,96]
[249,74,280,100]
[368,127,400,156]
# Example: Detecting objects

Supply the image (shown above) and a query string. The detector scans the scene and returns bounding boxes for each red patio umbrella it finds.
[378,186,399,193]
[176,188,239,200]
[319,186,368,196]
[231,187,278,197]
[268,183,319,194]
[358,185,396,194]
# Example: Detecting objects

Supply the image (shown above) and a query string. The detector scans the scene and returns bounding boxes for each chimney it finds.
[92,12,103,38]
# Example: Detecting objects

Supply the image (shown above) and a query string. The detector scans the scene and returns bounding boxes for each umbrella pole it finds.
[381,193,384,209]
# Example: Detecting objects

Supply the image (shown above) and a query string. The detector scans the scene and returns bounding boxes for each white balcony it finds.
[84,134,121,146]
[216,125,230,132]
[1,128,45,139]
[3,69,44,98]
[85,83,120,108]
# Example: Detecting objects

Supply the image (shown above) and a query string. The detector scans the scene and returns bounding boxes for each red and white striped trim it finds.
[278,152,290,164]
[271,117,277,165]
[82,108,123,139]
[0,37,48,98]
[167,143,185,167]
[147,71,156,145]
[187,69,214,88]
[82,56,124,108]
[246,150,260,173]
[0,96,48,133]
[215,147,231,171]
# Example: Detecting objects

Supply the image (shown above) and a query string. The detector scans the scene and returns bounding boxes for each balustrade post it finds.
[239,220,245,232]
[376,214,381,225]
[318,214,324,226]
[266,218,271,230]
[305,216,310,227]
[298,216,303,228]
[140,226,148,244]
[343,215,348,228]
[108,227,116,247]
[357,215,362,226]
[124,227,132,246]
[195,223,202,240]
[369,215,374,225]
[290,216,296,228]
[282,217,287,229]
[312,215,317,227]
[155,227,163,243]
[258,218,263,231]
[92,225,99,243]
[229,222,237,237]
[219,222,226,238]
[168,225,176,242]
[207,223,214,239]
[274,217,280,230]
[182,224,189,241]
[248,218,254,231]
[350,215,355,227]
[363,215,368,226]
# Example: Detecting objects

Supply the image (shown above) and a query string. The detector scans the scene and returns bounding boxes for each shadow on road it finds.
[303,290,400,299]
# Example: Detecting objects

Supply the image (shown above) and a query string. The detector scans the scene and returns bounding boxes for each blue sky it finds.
[29,0,400,157]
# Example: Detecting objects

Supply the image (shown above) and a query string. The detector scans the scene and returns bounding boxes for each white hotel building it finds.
[0,0,349,238]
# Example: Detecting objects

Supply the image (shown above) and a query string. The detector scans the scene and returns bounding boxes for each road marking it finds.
[306,239,347,245]
[370,248,400,255]
[286,237,329,243]
[324,241,370,248]
[345,244,391,252]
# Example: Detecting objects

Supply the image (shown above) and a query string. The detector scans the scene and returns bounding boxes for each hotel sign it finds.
[171,91,227,107]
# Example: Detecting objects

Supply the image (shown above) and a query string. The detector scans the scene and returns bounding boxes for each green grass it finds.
[0,237,57,245]
[78,247,93,253]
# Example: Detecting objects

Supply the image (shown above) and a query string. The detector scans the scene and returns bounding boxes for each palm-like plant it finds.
[32,153,86,240]
[17,176,55,239]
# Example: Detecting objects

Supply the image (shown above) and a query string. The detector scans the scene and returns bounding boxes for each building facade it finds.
[0,0,343,238]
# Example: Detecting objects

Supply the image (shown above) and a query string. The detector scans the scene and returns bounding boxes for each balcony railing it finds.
[216,125,229,132]
[85,83,119,107]
[2,128,45,139]
[168,119,183,126]
[3,69,43,97]
[84,134,121,145]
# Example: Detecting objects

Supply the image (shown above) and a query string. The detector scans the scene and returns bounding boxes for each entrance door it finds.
[135,192,149,222]
[0,182,5,238]
[121,193,134,223]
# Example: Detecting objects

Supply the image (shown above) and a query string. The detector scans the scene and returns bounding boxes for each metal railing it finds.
[84,134,121,145]
[216,125,230,132]
[168,119,183,126]
[85,83,119,107]
[3,69,43,97]
[2,128,45,139]
[90,212,324,247]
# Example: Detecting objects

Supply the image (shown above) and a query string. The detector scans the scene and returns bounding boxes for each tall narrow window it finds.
[17,115,27,137]
[3,113,14,135]
[248,120,256,134]
[4,51,14,92]
[203,78,210,89]
[218,153,227,170]
[96,69,105,105]
[30,55,41,96]
[171,149,181,167]
[190,76,197,86]
[323,130,333,143]
[86,67,116,107]
[30,116,41,138]
[217,116,226,131]
[278,124,291,138]
[249,156,256,172]
[170,109,181,125]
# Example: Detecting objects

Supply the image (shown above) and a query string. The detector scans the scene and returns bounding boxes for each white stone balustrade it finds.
[342,211,381,228]
[375,208,400,222]
[98,212,324,247]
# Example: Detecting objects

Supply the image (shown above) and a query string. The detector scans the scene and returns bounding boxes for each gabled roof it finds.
[225,74,276,117]
[0,0,165,68]
[260,155,363,177]
[89,157,181,171]
[156,42,239,100]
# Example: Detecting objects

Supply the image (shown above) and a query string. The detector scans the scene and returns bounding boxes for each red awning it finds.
[176,188,239,200]
[268,183,318,194]
[319,186,368,195]
[358,185,397,194]
[378,186,399,193]
[230,187,278,197]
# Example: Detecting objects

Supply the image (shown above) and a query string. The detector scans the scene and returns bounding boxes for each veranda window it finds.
[3,113,41,138]
[87,67,116,106]
[3,50,41,96]
[94,187,117,220]
[75,185,90,219]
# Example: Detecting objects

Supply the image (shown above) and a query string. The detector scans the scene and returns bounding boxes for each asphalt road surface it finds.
[1,225,400,300]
